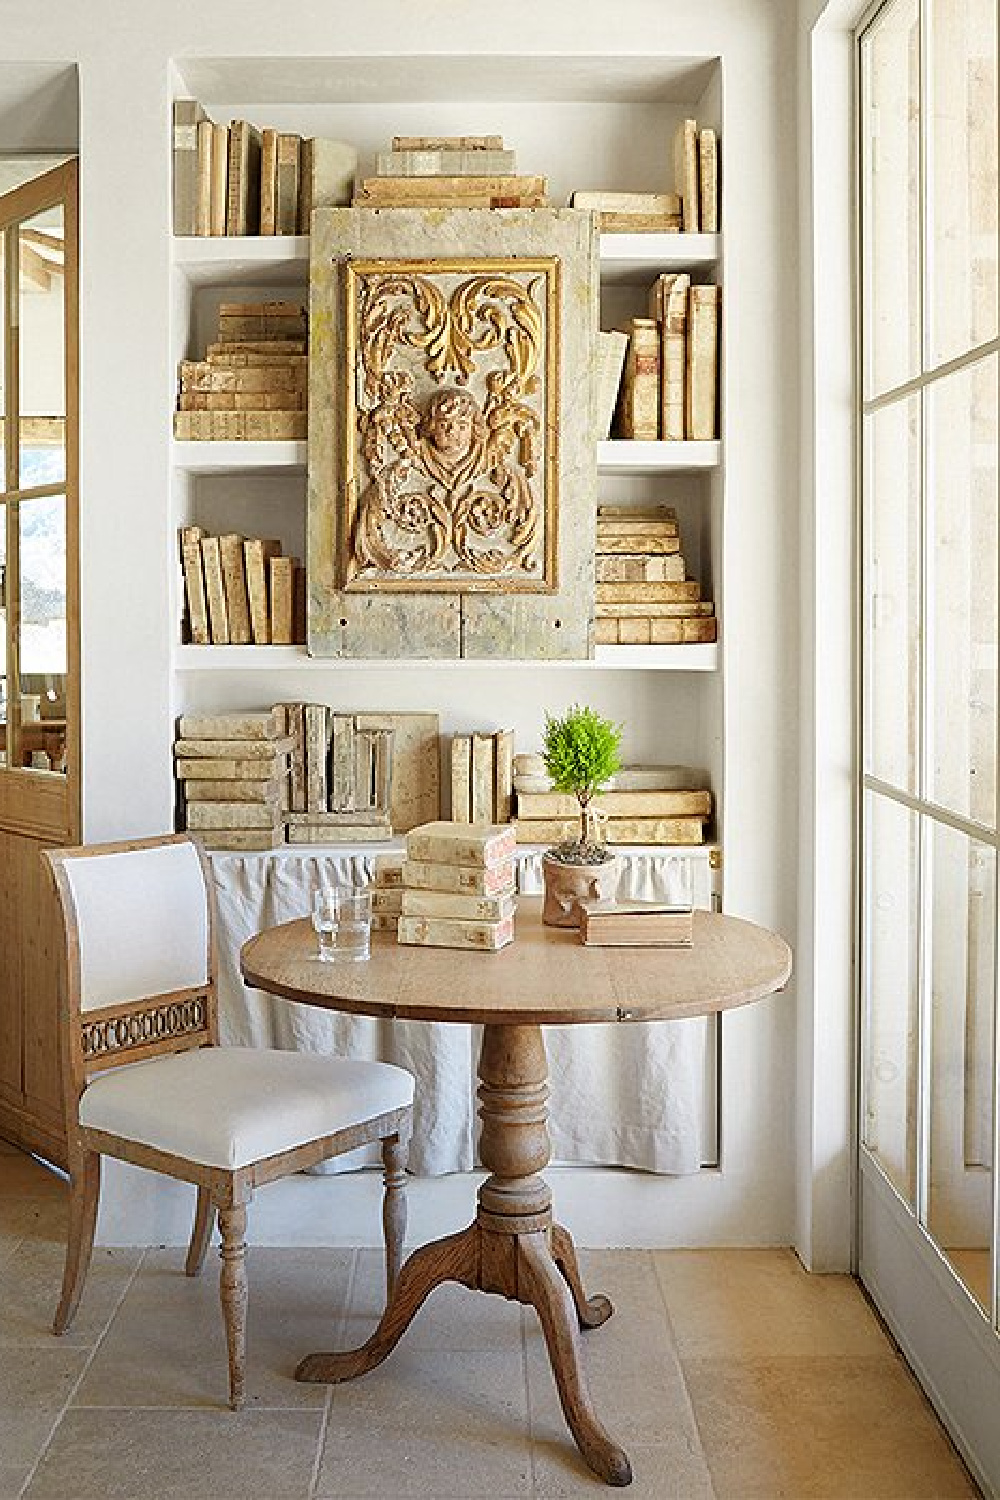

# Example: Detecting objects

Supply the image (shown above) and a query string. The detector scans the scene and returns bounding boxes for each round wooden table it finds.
[241,898,791,1488]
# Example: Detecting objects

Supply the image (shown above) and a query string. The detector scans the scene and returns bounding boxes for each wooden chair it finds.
[44,833,413,1409]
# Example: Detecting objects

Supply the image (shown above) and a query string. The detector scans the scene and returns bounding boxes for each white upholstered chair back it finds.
[60,840,210,1011]
[46,836,218,1086]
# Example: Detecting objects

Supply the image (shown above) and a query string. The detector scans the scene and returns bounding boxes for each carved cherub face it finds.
[424,391,478,461]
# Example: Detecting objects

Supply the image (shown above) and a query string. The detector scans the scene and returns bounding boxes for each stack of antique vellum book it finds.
[173,301,308,442]
[396,822,517,951]
[369,854,405,934]
[577,898,694,947]
[593,504,717,647]
[513,758,712,846]
[569,119,717,234]
[354,135,547,209]
[175,710,293,850]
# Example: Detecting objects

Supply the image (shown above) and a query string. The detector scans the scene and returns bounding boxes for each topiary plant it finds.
[542,704,623,863]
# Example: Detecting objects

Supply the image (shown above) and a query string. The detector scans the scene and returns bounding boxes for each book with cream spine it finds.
[400,859,516,896]
[686,284,721,441]
[397,914,514,952]
[405,821,516,868]
[401,889,516,923]
[615,319,659,440]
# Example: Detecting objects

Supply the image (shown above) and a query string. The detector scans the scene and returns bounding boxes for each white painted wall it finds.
[1,0,818,1255]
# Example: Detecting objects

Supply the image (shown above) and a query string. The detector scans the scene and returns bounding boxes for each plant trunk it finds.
[578,792,590,847]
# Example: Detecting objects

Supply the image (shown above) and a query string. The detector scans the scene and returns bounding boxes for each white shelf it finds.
[173,644,718,671]
[597,439,721,474]
[598,232,721,283]
[172,232,718,288]
[173,441,307,476]
[173,235,309,286]
[174,438,717,479]
[593,644,718,670]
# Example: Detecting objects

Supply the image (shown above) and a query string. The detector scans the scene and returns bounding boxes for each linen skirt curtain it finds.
[211,848,714,1175]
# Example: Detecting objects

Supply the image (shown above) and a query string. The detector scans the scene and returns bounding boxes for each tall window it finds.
[861,0,999,1315]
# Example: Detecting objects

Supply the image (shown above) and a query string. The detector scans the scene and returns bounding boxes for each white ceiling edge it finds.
[174,54,719,107]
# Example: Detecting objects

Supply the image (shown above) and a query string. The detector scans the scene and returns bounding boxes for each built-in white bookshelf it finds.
[168,51,725,845]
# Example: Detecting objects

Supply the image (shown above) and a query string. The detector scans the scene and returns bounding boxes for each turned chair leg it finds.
[217,1202,249,1410]
[381,1133,408,1301]
[54,1149,101,1335]
[185,1186,213,1276]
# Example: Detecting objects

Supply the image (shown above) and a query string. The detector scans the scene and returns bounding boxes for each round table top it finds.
[240,897,792,1027]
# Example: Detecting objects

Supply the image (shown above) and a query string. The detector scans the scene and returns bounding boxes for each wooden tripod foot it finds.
[519,1233,632,1487]
[295,1224,478,1384]
[551,1224,614,1330]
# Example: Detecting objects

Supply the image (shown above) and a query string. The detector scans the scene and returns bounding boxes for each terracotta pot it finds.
[541,850,620,928]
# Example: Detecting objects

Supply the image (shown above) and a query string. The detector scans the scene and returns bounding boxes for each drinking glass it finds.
[311,885,372,962]
[312,889,339,962]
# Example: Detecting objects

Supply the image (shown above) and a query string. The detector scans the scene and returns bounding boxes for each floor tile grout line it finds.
[306,1247,357,1500]
[16,1241,149,1499]
[646,1249,722,1500]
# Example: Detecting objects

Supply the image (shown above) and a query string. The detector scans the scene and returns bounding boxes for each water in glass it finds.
[312,890,338,962]
[311,886,372,962]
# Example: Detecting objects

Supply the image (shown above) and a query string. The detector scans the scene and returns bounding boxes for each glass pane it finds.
[928,0,999,368]
[865,395,921,792]
[18,204,65,489]
[927,356,999,826]
[17,492,66,773]
[927,821,995,1314]
[863,792,920,1205]
[863,0,922,398]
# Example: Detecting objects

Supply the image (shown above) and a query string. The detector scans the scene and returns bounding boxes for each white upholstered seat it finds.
[81,1048,414,1170]
[45,834,413,1411]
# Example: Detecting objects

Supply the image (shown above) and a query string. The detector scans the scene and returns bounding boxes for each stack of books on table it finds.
[513,763,712,847]
[593,505,717,647]
[354,135,548,209]
[577,898,694,948]
[370,854,405,934]
[175,711,293,851]
[173,301,308,442]
[397,822,517,951]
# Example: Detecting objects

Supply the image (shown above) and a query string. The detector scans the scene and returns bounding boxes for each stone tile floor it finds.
[0,1140,981,1499]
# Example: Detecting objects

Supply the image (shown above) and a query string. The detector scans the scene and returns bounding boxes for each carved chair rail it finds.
[79,983,212,1070]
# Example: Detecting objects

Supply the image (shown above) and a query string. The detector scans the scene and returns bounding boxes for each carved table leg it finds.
[551,1223,614,1330]
[519,1232,632,1487]
[295,1224,478,1383]
[294,1021,631,1487]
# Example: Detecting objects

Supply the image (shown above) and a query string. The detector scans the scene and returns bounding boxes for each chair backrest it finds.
[44,834,219,1111]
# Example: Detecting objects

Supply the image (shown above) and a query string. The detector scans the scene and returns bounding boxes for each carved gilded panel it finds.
[308,208,597,659]
[344,259,558,593]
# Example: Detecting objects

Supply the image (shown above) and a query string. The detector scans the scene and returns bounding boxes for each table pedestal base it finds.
[295,1022,633,1488]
